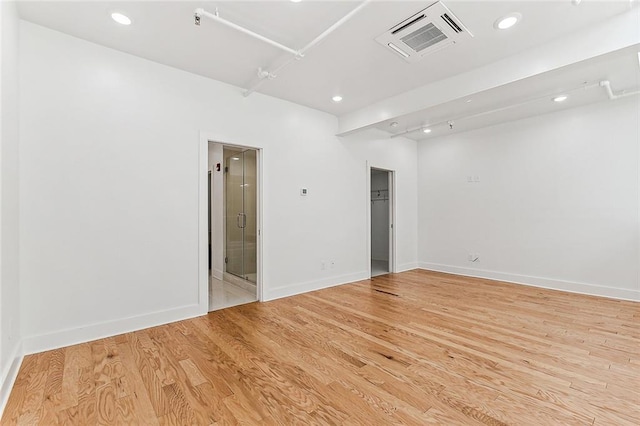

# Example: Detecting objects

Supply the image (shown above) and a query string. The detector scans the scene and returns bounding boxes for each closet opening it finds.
[207,142,261,311]
[370,167,395,277]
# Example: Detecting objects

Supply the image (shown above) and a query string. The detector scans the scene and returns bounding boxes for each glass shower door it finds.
[225,152,244,278]
[242,150,257,283]
[225,149,257,282]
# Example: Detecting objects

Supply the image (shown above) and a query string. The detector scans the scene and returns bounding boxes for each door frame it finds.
[366,164,396,278]
[199,132,263,314]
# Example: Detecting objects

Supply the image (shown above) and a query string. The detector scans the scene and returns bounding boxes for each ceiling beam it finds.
[337,9,640,136]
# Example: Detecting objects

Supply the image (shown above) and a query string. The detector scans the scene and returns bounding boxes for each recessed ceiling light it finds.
[390,121,399,128]
[465,99,473,103]
[231,157,240,161]
[553,95,568,103]
[111,12,132,25]
[494,13,521,30]
[290,0,302,2]
[423,128,432,134]
[332,95,343,103]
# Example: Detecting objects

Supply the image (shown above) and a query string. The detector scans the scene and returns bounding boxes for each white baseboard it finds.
[0,340,23,419]
[396,262,419,273]
[264,271,369,302]
[22,304,205,355]
[223,272,257,293]
[418,262,640,302]
[212,268,223,281]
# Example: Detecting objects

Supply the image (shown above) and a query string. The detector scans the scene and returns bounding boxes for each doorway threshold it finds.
[371,259,390,277]
[209,275,257,312]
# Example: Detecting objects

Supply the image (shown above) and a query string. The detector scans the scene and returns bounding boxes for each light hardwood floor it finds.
[2,270,639,425]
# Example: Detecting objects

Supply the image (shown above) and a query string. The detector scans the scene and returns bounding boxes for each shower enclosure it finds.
[224,148,257,283]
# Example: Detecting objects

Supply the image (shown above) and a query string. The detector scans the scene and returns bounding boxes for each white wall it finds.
[0,0,22,411]
[19,22,419,353]
[418,97,640,300]
[370,170,389,262]
[11,4,636,382]
[344,130,419,273]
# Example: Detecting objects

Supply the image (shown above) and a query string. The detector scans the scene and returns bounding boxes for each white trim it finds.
[256,148,264,302]
[367,165,397,277]
[212,268,223,281]
[396,262,419,273]
[198,132,210,313]
[418,262,640,302]
[264,271,369,302]
[0,340,23,419]
[199,132,264,309]
[389,170,396,273]
[22,304,202,355]
[365,161,371,278]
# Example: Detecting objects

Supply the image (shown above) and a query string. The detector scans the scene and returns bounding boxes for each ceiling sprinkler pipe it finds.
[299,0,372,55]
[600,80,614,99]
[196,0,371,97]
[243,0,371,97]
[195,8,300,57]
[600,80,640,100]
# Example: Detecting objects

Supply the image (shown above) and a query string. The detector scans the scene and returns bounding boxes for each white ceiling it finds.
[379,45,640,140]
[17,0,640,139]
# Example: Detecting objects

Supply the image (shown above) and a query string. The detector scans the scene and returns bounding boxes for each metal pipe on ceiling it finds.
[242,0,372,97]
[194,8,301,57]
[242,56,300,98]
[599,80,640,100]
[299,0,372,55]
[194,1,371,97]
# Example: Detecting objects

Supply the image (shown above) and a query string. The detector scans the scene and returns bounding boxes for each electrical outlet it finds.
[330,260,335,269]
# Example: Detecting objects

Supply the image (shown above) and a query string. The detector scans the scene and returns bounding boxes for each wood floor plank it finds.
[95,382,116,425]
[177,359,207,387]
[127,332,170,418]
[115,338,160,425]
[75,366,97,424]
[2,270,638,425]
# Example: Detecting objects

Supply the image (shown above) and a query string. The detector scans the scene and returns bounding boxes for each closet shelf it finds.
[371,188,388,202]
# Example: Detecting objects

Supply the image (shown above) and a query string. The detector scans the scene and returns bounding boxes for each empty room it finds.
[0,0,638,424]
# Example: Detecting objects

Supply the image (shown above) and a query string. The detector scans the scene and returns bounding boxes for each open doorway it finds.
[370,168,394,277]
[208,142,260,311]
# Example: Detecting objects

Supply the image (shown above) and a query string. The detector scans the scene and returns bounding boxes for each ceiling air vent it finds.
[376,1,472,63]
